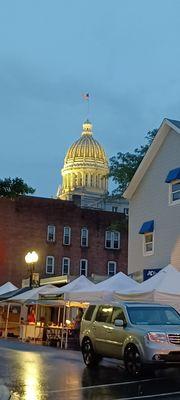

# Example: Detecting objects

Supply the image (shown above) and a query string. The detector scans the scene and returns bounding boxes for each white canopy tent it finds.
[44,275,96,298]
[3,284,59,339]
[114,265,180,311]
[0,282,18,295]
[7,284,56,304]
[65,272,140,303]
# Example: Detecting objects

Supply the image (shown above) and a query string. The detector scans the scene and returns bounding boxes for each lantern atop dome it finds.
[82,119,93,135]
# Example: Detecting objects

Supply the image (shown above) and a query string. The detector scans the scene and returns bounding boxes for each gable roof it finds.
[124,118,180,199]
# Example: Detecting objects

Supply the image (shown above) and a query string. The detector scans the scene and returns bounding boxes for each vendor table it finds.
[20,324,44,341]
[46,325,69,349]
[20,324,79,349]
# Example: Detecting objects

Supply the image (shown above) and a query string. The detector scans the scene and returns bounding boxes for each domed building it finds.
[57,120,109,208]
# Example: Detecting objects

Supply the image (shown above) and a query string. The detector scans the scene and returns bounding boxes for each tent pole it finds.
[57,306,61,326]
[4,303,10,338]
[61,303,66,349]
[65,301,71,350]
[34,303,38,343]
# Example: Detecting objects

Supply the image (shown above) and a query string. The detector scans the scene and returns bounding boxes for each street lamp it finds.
[25,251,39,288]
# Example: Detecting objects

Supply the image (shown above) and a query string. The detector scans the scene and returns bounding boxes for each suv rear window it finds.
[84,305,96,321]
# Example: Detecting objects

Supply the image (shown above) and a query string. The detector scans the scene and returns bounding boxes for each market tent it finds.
[94,272,139,291]
[42,275,96,297]
[0,282,18,295]
[66,272,140,303]
[115,265,178,294]
[135,264,178,293]
[7,284,56,304]
[114,265,180,311]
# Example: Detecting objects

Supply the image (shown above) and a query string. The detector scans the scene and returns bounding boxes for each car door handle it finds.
[106,329,112,334]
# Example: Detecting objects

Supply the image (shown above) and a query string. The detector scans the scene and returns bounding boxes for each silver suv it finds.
[80,302,180,376]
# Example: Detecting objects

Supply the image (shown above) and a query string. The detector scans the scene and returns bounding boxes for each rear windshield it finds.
[127,306,180,325]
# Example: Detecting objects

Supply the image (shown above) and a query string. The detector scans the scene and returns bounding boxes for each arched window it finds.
[80,259,88,276]
[46,256,55,274]
[63,227,71,245]
[62,257,70,275]
[96,175,98,187]
[81,228,88,247]
[90,175,93,186]
[107,261,117,276]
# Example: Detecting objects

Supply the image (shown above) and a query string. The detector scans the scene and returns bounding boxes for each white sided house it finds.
[124,119,180,280]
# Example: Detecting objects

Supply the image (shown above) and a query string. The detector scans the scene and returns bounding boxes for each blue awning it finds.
[139,220,154,234]
[165,168,180,183]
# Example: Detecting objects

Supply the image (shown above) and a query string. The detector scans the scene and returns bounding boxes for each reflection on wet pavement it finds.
[22,353,44,400]
[0,340,180,400]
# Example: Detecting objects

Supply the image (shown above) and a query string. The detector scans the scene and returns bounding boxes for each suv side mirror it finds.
[114,319,125,327]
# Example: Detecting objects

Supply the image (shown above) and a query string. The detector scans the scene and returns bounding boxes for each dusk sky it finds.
[1,0,180,197]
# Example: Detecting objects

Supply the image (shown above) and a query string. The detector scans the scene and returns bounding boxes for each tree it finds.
[0,177,35,198]
[109,129,158,196]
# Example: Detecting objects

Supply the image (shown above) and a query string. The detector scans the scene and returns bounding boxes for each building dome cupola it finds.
[82,119,93,135]
[57,120,109,205]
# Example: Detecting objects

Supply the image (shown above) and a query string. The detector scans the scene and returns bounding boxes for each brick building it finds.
[0,196,128,286]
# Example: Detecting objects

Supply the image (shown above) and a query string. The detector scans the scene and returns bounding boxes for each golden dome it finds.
[58,120,109,201]
[64,120,108,167]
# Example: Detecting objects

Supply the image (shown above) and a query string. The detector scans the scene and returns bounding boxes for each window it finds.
[108,261,117,276]
[47,225,56,242]
[127,306,180,326]
[112,206,118,212]
[143,233,154,256]
[105,231,120,249]
[46,256,54,274]
[111,307,126,324]
[81,228,88,247]
[169,181,180,205]
[84,305,96,321]
[62,257,70,275]
[95,305,113,323]
[80,259,88,276]
[63,226,71,245]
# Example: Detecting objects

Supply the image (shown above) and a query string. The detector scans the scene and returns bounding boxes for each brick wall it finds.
[0,196,128,286]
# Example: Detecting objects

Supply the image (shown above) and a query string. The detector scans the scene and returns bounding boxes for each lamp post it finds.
[25,251,39,288]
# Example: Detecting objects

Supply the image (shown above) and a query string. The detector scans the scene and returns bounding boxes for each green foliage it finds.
[0,177,35,198]
[108,219,128,232]
[109,129,158,196]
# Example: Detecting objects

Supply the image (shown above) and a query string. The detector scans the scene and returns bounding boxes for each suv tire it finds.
[82,338,100,368]
[124,344,143,377]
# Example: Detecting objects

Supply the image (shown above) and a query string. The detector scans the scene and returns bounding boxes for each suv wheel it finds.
[82,338,99,367]
[124,345,143,377]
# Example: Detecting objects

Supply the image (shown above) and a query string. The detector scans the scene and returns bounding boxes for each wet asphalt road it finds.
[0,340,180,400]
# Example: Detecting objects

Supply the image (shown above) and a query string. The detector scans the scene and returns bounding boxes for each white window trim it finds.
[107,261,117,276]
[143,232,154,257]
[62,257,70,275]
[81,227,88,247]
[80,259,88,276]
[105,231,120,249]
[47,225,56,242]
[168,180,180,206]
[63,226,71,245]
[46,256,55,274]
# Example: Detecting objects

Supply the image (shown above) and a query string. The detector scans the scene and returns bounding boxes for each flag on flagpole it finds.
[82,93,89,100]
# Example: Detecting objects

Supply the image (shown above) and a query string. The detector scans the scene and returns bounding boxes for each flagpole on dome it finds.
[82,93,90,120]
